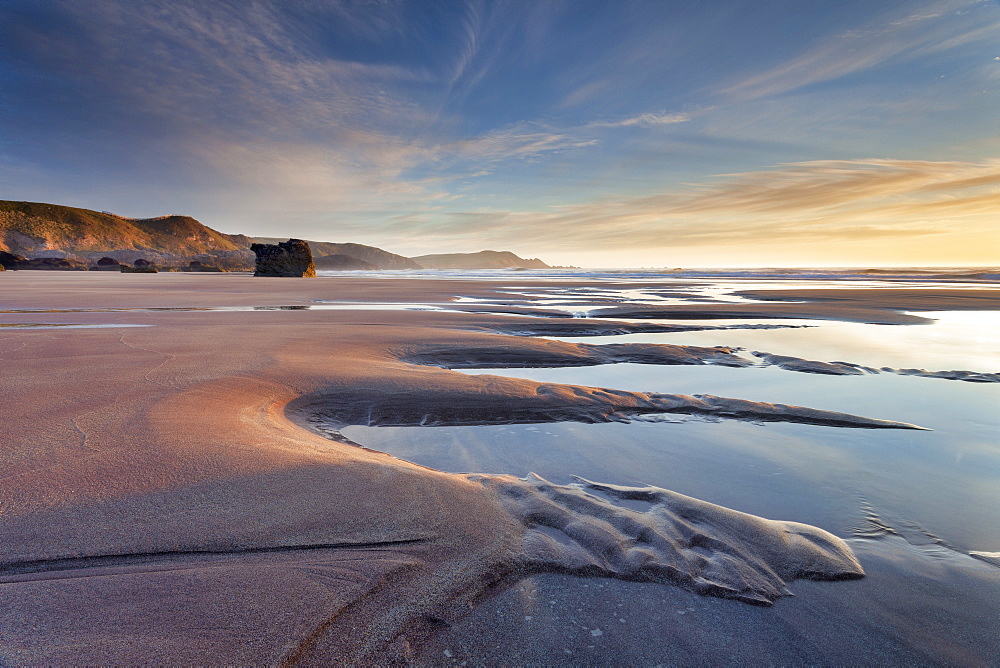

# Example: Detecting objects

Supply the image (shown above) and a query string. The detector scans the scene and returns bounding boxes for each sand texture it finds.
[0,273,992,663]
[473,475,863,605]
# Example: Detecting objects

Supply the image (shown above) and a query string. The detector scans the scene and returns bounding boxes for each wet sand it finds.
[1,272,996,664]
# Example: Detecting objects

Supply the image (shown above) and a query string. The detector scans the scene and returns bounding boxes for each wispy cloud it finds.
[721,0,999,100]
[588,111,695,128]
[391,159,1000,252]
[441,125,597,162]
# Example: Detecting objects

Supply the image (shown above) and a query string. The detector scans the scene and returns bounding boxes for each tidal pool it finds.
[336,298,999,665]
[342,365,999,551]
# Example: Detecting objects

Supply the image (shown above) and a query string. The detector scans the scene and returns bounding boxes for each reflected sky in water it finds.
[545,311,1000,371]
[341,297,1000,554]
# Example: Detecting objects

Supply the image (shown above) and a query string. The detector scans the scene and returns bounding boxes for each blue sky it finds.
[3,0,998,266]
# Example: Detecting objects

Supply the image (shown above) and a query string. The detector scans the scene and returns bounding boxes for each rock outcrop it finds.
[187,261,224,272]
[1,254,89,270]
[95,257,122,271]
[0,251,26,269]
[121,260,158,273]
[251,239,316,277]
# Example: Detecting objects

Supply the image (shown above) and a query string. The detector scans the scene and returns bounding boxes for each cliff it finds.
[0,200,251,256]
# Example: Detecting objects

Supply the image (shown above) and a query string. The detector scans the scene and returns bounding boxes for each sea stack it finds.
[251,239,316,277]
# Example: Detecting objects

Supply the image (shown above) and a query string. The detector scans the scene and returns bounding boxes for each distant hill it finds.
[411,250,550,270]
[0,200,251,256]
[0,201,419,272]
[252,238,421,270]
[313,254,378,270]
[0,200,551,273]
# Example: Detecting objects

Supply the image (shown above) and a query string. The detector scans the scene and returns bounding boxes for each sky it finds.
[3,0,998,267]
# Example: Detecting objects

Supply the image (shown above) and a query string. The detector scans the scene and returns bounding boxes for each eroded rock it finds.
[121,259,158,273]
[14,257,89,271]
[251,239,316,277]
[93,257,123,271]
[187,261,224,272]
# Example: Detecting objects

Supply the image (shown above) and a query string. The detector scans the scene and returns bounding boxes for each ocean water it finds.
[316,266,999,284]
[333,274,1000,665]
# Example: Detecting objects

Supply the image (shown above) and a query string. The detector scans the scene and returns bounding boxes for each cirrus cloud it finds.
[587,111,695,128]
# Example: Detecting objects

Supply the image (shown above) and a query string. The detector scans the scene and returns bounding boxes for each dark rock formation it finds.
[74,248,254,270]
[251,239,316,277]
[187,261,224,272]
[12,257,89,270]
[94,256,122,271]
[313,253,378,270]
[187,250,254,271]
[0,251,28,269]
[122,259,158,273]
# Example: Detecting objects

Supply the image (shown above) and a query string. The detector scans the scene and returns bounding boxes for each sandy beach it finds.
[2,271,997,665]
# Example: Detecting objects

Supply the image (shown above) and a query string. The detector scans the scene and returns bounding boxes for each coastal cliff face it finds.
[0,200,251,256]
[0,200,256,270]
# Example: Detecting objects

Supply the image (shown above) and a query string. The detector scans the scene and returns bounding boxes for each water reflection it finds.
[543,311,1000,371]
[340,302,1000,557]
[342,368,999,549]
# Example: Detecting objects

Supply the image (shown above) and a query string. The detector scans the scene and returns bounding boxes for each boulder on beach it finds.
[251,238,316,277]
